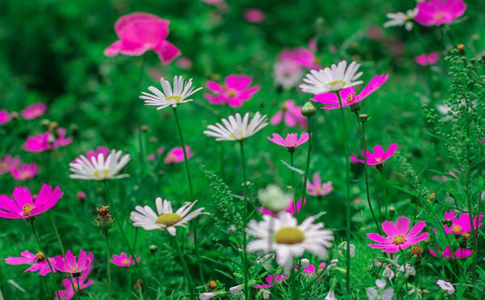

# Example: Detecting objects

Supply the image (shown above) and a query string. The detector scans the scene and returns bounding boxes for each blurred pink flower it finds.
[0,155,21,175]
[253,274,288,288]
[56,264,93,300]
[294,263,316,276]
[429,246,474,259]
[267,133,309,152]
[442,210,483,235]
[111,252,140,267]
[77,192,86,201]
[55,249,93,275]
[270,100,307,128]
[149,147,165,161]
[164,146,193,164]
[176,57,193,70]
[273,60,304,90]
[279,48,318,69]
[243,9,265,23]
[415,0,466,27]
[0,110,11,125]
[257,198,305,217]
[104,13,180,64]
[415,53,439,66]
[367,216,428,253]
[5,250,57,276]
[11,163,39,181]
[307,173,333,197]
[23,128,72,153]
[368,26,384,40]
[86,146,110,161]
[351,144,398,166]
[21,102,47,120]
[204,75,260,107]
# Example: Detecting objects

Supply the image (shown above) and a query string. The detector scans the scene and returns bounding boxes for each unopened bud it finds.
[208,280,217,290]
[429,192,435,201]
[141,125,148,132]
[94,206,114,231]
[149,245,158,254]
[301,101,317,117]
[457,44,465,53]
[410,245,424,257]
[359,114,369,122]
[77,192,86,201]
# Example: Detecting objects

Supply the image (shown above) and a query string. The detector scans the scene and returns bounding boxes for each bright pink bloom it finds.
[258,198,306,217]
[442,210,483,235]
[294,263,316,276]
[307,173,333,197]
[415,53,439,66]
[0,110,11,125]
[311,74,389,110]
[270,100,307,128]
[367,216,429,253]
[267,133,309,152]
[351,144,398,166]
[243,9,265,23]
[429,246,474,259]
[21,102,47,120]
[0,184,62,219]
[5,250,57,276]
[204,75,260,107]
[0,155,21,175]
[253,274,288,288]
[415,0,466,27]
[164,146,193,164]
[104,13,180,64]
[23,128,72,153]
[55,249,94,275]
[11,163,39,181]
[56,265,94,300]
[279,47,318,69]
[110,252,140,267]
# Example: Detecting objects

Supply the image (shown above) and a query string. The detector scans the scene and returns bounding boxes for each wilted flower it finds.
[307,173,333,197]
[415,0,466,27]
[300,61,363,94]
[257,184,293,213]
[270,100,307,128]
[5,250,57,276]
[164,146,193,164]
[204,112,268,141]
[140,76,202,110]
[11,163,39,181]
[436,279,455,295]
[21,102,47,120]
[111,252,140,267]
[384,8,417,31]
[268,133,309,152]
[69,149,131,181]
[204,75,259,107]
[94,206,114,232]
[351,144,398,167]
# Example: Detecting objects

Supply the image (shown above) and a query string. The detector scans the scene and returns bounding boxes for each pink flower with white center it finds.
[21,102,47,120]
[267,133,309,152]
[0,110,11,125]
[164,146,193,164]
[55,249,94,275]
[270,100,307,128]
[415,0,466,27]
[204,75,260,108]
[243,9,265,23]
[429,246,474,259]
[11,163,39,181]
[415,53,440,66]
[273,60,304,90]
[0,155,21,175]
[56,265,94,300]
[367,216,429,253]
[0,184,62,219]
[5,250,57,276]
[307,173,333,197]
[351,144,398,167]
[23,128,72,153]
[104,13,180,64]
[442,210,483,235]
[311,74,389,110]
[110,252,140,267]
[253,274,288,288]
[279,47,318,69]
[257,198,306,217]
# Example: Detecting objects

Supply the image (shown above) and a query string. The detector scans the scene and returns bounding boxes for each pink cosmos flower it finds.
[243,9,265,23]
[55,249,94,275]
[149,147,165,161]
[367,216,429,253]
[104,13,180,64]
[11,163,39,181]
[415,53,440,66]
[86,146,110,161]
[273,60,304,90]
[307,173,333,197]
[56,265,94,300]
[253,274,288,288]
[351,144,398,166]
[77,192,86,201]
[0,110,11,125]
[110,252,140,267]
[270,100,307,128]
[0,155,21,175]
[21,102,47,120]
[204,75,260,107]
[164,146,193,164]
[23,128,72,153]
[258,198,306,217]
[5,250,57,276]
[442,210,483,235]
[415,0,466,27]
[311,74,389,110]
[429,246,474,259]
[0,184,62,219]
[279,47,318,69]
[267,133,309,152]
[294,263,316,276]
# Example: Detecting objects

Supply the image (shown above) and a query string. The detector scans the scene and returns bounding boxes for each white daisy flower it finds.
[246,212,334,273]
[299,61,363,94]
[204,112,268,141]
[69,150,130,181]
[140,75,202,110]
[130,198,208,236]
[384,8,417,31]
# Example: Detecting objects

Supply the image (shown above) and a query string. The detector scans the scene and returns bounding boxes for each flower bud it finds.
[359,114,369,122]
[457,44,465,53]
[77,192,86,201]
[149,245,158,254]
[301,101,317,117]
[258,184,292,213]
[301,258,310,267]
[141,125,148,132]
[208,280,217,290]
[94,206,114,232]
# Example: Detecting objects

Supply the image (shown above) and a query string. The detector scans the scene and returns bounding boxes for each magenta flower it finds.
[279,47,318,69]
[11,163,39,181]
[0,110,11,125]
[415,0,466,27]
[149,147,165,161]
[307,173,333,197]
[110,252,140,267]
[243,9,265,23]
[311,74,389,110]
[429,246,474,259]
[0,155,21,175]
[294,263,316,276]
[257,198,305,217]
[267,133,309,152]
[0,184,62,219]
[104,12,180,64]
[56,265,94,300]
[55,249,94,275]
[367,216,429,253]
[23,128,72,153]
[415,53,439,66]
[351,144,398,166]
[73,146,110,164]
[5,250,57,276]
[204,75,260,107]
[270,100,307,128]
[164,146,193,164]
[442,210,483,235]
[253,274,288,288]
[21,102,47,120]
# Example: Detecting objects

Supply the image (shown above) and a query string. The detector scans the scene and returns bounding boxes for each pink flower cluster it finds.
[1,102,47,125]
[23,128,72,153]
[270,100,307,128]
[204,75,260,107]
[415,53,439,66]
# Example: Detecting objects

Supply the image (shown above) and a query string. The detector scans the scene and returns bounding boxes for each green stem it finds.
[378,169,388,217]
[174,237,195,300]
[105,231,113,298]
[300,116,314,218]
[400,248,409,299]
[239,140,250,300]
[290,151,297,213]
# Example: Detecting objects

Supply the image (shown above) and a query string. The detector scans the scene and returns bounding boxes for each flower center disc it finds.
[346,94,355,103]
[275,227,305,244]
[392,234,406,245]
[166,95,182,102]
[452,225,463,234]
[226,89,237,98]
[328,80,346,88]
[22,204,35,216]
[156,213,182,226]
[35,252,46,262]
[121,259,130,265]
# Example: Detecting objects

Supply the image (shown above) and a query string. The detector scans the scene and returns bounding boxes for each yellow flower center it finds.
[346,94,355,103]
[72,266,79,272]
[21,204,35,216]
[155,213,182,226]
[0,163,7,170]
[274,227,305,244]
[166,95,182,102]
[392,234,406,245]
[434,13,442,20]
[121,259,130,265]
[227,89,237,98]
[328,80,346,87]
[35,252,46,262]
[93,169,109,180]
[452,225,463,234]
[375,157,382,164]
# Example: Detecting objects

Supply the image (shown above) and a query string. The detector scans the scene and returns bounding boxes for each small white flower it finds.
[258,184,292,213]
[382,265,394,281]
[262,289,271,299]
[199,292,215,300]
[246,212,334,273]
[398,264,416,277]
[301,258,310,267]
[69,150,130,181]
[204,112,268,141]
[274,60,304,90]
[140,75,202,110]
[324,291,337,300]
[436,280,455,295]
[376,279,386,289]
[229,285,243,295]
[367,280,394,300]
[130,198,208,236]
[384,8,417,31]
[299,61,363,94]
[338,242,356,258]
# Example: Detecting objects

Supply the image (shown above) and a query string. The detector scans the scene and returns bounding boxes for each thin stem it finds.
[378,169,388,217]
[400,248,409,299]
[105,231,113,298]
[300,116,314,218]
[174,237,195,300]
[290,151,297,213]
[239,140,250,300]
